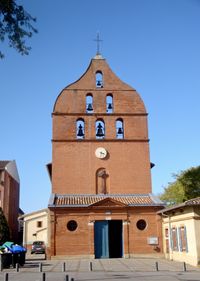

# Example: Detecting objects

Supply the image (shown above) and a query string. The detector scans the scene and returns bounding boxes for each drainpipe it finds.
[126,211,130,258]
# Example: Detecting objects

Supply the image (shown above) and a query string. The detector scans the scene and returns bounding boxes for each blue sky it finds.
[1,0,200,213]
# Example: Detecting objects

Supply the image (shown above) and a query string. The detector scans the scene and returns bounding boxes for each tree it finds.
[179,166,200,200]
[160,166,200,206]
[0,0,37,58]
[0,207,10,244]
[159,180,185,205]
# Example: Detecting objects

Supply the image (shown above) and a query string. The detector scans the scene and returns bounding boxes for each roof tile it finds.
[185,197,200,205]
[52,194,163,207]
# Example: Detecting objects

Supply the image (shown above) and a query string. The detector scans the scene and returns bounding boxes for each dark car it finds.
[31,241,45,254]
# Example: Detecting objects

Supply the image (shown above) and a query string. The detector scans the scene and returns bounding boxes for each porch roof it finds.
[157,197,200,215]
[48,193,164,208]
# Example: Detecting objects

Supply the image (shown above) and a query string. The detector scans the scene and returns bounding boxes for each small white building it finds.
[20,209,48,250]
[158,197,200,266]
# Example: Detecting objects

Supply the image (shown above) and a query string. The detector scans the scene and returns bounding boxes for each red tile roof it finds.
[49,194,164,207]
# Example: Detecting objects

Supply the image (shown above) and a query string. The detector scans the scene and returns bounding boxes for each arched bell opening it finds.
[96,71,103,88]
[106,94,113,113]
[76,118,85,139]
[86,94,93,113]
[116,118,124,139]
[96,119,105,139]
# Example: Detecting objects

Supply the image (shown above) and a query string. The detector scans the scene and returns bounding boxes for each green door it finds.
[94,220,123,258]
[94,221,109,258]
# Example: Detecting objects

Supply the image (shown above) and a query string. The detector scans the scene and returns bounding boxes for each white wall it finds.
[162,207,199,266]
[23,209,48,247]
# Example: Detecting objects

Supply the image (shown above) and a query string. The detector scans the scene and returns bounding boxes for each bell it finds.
[87,103,93,111]
[96,80,102,87]
[107,103,112,110]
[77,124,84,137]
[96,123,104,137]
[117,127,123,135]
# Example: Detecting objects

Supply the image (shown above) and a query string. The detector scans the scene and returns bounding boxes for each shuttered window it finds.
[171,227,178,251]
[179,226,188,252]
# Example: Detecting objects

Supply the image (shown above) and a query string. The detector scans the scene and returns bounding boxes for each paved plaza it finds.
[0,255,200,281]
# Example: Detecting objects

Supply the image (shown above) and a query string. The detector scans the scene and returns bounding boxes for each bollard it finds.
[155,261,159,271]
[65,275,69,281]
[16,263,19,272]
[4,272,8,281]
[183,262,187,272]
[39,262,43,272]
[42,272,46,281]
[62,262,66,272]
[71,278,74,281]
[89,261,92,271]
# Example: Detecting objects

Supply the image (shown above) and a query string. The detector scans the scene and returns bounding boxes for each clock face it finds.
[95,147,107,159]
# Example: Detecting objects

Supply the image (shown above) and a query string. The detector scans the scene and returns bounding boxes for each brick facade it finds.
[0,161,20,242]
[48,54,164,258]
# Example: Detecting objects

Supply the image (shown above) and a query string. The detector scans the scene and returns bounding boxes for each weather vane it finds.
[94,32,103,55]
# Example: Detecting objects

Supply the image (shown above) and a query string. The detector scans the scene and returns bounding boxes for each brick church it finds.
[48,51,164,259]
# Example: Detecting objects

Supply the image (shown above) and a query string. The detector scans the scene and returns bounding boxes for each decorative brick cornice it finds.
[52,112,148,117]
[52,139,150,143]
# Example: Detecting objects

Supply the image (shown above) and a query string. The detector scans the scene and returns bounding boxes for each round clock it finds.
[95,147,107,159]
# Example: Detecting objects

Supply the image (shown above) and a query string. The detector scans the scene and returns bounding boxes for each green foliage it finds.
[0,207,10,244]
[160,180,185,205]
[0,0,37,58]
[180,166,200,200]
[160,166,200,206]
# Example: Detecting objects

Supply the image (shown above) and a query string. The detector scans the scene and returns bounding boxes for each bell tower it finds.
[52,54,152,195]
[49,53,164,259]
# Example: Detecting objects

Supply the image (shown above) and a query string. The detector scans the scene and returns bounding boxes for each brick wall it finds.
[49,56,162,258]
[49,206,162,257]
[3,171,19,242]
[52,57,152,196]
[52,141,152,194]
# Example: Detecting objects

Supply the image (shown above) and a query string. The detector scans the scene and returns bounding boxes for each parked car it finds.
[31,241,45,254]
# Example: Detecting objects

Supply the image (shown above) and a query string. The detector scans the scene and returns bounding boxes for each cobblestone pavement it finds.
[0,255,200,281]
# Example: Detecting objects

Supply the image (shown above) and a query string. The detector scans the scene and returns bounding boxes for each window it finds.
[86,94,93,113]
[179,226,188,252]
[116,118,124,139]
[67,220,78,231]
[96,119,105,139]
[106,94,113,113]
[171,227,178,251]
[96,71,103,88]
[76,118,85,139]
[37,221,42,228]
[136,219,147,230]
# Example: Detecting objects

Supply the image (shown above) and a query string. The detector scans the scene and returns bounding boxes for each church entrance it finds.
[94,220,123,259]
